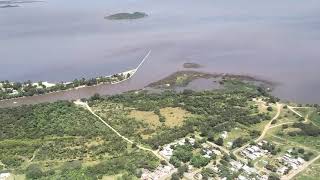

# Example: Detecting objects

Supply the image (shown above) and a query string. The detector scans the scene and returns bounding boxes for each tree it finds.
[160,160,167,166]
[268,173,280,180]
[215,138,224,146]
[190,155,210,168]
[173,145,193,163]
[26,164,44,179]
[207,133,215,142]
[177,164,188,177]
[169,156,181,168]
[298,148,305,154]
[201,168,216,179]
[90,93,101,101]
[267,106,273,111]
[248,161,254,167]
[171,172,180,180]
[232,137,248,149]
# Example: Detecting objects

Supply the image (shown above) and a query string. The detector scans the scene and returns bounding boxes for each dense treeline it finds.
[0,101,108,139]
[25,150,158,180]
[290,122,320,137]
[0,101,159,178]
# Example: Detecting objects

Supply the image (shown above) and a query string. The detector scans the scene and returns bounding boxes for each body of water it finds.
[1,0,320,106]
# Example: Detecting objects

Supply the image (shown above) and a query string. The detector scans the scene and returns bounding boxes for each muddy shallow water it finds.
[1,0,320,106]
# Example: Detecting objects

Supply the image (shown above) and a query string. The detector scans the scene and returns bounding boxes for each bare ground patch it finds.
[160,107,191,127]
[128,110,161,129]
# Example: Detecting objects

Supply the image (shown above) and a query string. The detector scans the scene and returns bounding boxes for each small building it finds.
[0,173,11,180]
[221,131,228,139]
[242,165,257,175]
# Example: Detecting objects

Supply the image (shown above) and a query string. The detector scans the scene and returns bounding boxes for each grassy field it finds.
[310,109,320,127]
[159,107,191,127]
[129,110,161,129]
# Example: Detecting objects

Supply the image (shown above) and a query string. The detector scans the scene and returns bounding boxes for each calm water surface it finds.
[1,0,320,106]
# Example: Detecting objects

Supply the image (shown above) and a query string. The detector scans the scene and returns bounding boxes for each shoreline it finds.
[0,69,134,103]
[147,70,276,89]
[0,50,151,103]
[0,70,277,108]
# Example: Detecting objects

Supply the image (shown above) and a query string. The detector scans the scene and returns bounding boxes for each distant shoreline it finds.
[105,12,148,20]
[0,51,151,102]
[147,70,275,89]
[0,69,135,102]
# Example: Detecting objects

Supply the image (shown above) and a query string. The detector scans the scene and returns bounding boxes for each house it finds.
[242,165,257,174]
[159,145,173,159]
[237,175,248,180]
[277,166,288,175]
[230,160,243,170]
[212,149,221,156]
[221,131,228,139]
[0,173,11,180]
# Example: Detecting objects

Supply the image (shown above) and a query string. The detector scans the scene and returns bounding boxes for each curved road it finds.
[255,103,282,142]
[233,103,282,162]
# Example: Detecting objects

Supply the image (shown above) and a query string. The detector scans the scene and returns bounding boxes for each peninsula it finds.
[0,50,151,101]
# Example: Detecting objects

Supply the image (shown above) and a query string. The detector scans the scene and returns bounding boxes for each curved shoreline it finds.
[0,70,276,108]
[0,50,151,103]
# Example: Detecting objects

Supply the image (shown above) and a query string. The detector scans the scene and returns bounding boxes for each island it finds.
[105,12,148,20]
[183,62,201,69]
[0,70,319,180]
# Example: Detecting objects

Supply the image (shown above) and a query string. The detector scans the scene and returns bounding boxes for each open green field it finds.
[309,109,320,127]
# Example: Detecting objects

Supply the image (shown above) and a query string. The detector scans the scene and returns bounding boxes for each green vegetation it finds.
[89,77,273,150]
[5,71,319,179]
[0,72,130,100]
[190,155,210,168]
[0,101,158,179]
[295,159,320,180]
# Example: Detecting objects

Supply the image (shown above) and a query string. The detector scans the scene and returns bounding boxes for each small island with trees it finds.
[183,63,201,69]
[105,12,148,20]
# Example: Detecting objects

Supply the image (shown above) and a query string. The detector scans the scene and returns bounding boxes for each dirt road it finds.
[74,100,166,161]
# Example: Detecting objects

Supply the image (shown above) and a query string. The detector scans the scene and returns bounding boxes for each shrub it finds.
[190,155,210,168]
[26,164,44,179]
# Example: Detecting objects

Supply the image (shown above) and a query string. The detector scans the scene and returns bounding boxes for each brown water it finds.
[1,0,320,107]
